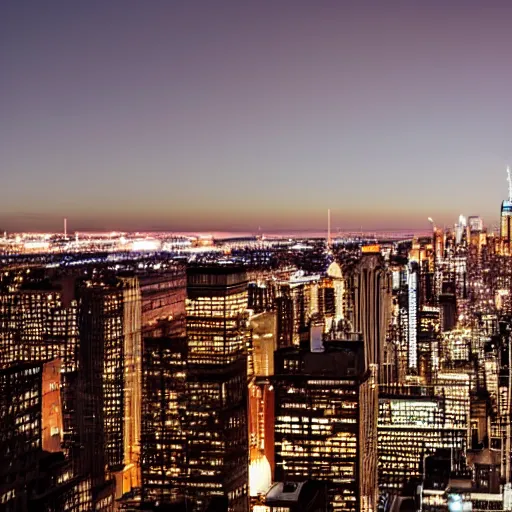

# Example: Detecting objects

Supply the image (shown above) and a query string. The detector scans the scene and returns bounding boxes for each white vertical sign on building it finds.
[408,266,418,370]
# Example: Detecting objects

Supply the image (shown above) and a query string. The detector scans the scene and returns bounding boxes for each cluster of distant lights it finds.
[0,233,194,254]
[0,230,406,257]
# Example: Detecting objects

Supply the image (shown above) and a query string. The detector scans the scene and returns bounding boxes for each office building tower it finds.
[0,276,79,445]
[501,167,512,243]
[139,267,189,506]
[317,261,345,333]
[273,339,378,512]
[248,282,273,313]
[276,272,320,348]
[276,294,295,349]
[439,281,457,332]
[417,306,441,384]
[408,239,436,308]
[139,266,187,339]
[433,227,445,263]
[185,266,250,512]
[250,311,277,377]
[141,336,187,505]
[0,359,105,511]
[486,320,512,486]
[435,372,471,443]
[388,264,409,383]
[407,262,419,372]
[0,276,78,371]
[378,384,469,495]
[77,276,141,497]
[468,216,484,234]
[455,215,467,246]
[353,248,392,381]
[442,330,472,364]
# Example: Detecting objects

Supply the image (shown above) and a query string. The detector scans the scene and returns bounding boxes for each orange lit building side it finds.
[249,383,275,475]
[42,359,63,453]
[362,245,381,254]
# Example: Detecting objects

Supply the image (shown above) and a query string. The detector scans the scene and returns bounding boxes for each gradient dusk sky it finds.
[2,1,512,233]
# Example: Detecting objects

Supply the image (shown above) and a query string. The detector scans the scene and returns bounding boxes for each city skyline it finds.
[3,1,512,231]
[4,2,512,511]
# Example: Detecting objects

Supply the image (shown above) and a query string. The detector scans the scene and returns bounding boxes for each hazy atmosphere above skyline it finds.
[2,0,512,233]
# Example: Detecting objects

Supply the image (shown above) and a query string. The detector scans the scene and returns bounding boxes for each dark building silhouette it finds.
[439,281,457,332]
[264,481,328,511]
[276,295,295,349]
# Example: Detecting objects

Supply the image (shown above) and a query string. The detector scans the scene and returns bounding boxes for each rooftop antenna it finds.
[64,217,67,239]
[507,166,512,202]
[327,209,331,247]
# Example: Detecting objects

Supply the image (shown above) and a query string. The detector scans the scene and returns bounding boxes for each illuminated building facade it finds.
[353,251,392,382]
[77,276,141,497]
[388,264,409,383]
[501,200,512,244]
[139,266,188,505]
[500,167,512,244]
[407,262,419,371]
[317,261,345,332]
[486,320,512,486]
[248,383,274,495]
[0,359,104,511]
[0,277,79,445]
[250,311,277,377]
[418,306,441,384]
[141,336,187,505]
[0,277,78,372]
[248,281,275,313]
[248,312,276,499]
[0,264,187,508]
[185,267,250,511]
[378,386,469,494]
[408,240,436,307]
[273,339,378,512]
[139,267,187,338]
[276,276,316,348]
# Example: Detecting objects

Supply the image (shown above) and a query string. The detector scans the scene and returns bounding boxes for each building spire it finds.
[327,208,331,247]
[507,166,512,202]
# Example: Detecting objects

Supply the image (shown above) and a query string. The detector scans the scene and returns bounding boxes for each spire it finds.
[507,166,512,202]
[327,208,331,247]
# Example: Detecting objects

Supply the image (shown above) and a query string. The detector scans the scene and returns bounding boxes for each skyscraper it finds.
[0,275,79,446]
[141,336,187,505]
[185,266,250,511]
[273,338,378,512]
[139,265,188,506]
[353,248,392,382]
[378,384,469,495]
[0,359,104,511]
[276,273,320,348]
[501,167,512,244]
[77,276,141,497]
